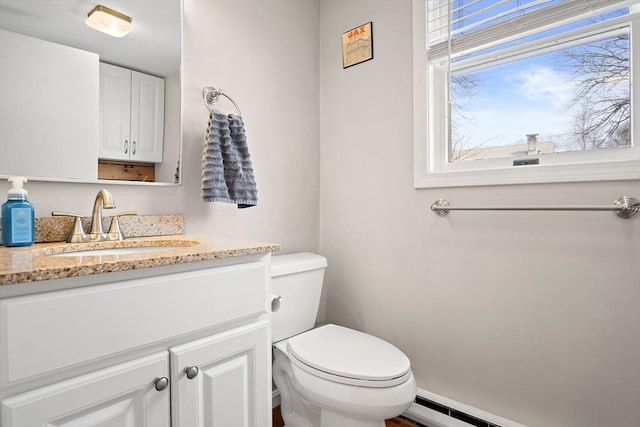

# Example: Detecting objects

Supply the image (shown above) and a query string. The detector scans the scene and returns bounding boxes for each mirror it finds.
[0,0,182,186]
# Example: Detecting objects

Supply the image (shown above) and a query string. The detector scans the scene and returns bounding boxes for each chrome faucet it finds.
[88,189,116,241]
[52,189,137,243]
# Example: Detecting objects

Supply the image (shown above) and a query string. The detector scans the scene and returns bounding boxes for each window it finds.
[413,0,640,188]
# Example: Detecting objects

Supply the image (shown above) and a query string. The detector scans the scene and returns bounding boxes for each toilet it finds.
[270,252,416,427]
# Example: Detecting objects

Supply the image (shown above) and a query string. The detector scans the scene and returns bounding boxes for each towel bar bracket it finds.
[431,199,450,217]
[614,196,640,218]
[431,196,640,219]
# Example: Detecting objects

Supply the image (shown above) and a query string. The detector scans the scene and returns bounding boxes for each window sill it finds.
[413,159,640,188]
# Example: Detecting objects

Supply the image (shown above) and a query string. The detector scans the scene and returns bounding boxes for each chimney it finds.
[526,134,539,155]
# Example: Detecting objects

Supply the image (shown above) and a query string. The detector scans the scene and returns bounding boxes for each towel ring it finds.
[203,87,242,116]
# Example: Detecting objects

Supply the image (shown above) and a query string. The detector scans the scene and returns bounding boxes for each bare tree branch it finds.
[564,34,631,147]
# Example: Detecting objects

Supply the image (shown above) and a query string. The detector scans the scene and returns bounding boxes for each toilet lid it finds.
[286,324,411,386]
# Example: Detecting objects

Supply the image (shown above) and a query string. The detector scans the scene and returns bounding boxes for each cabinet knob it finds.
[154,376,169,391]
[271,295,282,313]
[132,141,136,155]
[185,366,199,379]
[124,140,129,154]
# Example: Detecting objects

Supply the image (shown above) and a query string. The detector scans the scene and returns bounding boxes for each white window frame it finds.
[413,0,640,188]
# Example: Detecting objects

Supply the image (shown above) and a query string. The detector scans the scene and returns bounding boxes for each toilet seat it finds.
[285,324,412,388]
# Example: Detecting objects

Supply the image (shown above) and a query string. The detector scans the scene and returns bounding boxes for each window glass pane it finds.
[450,30,631,163]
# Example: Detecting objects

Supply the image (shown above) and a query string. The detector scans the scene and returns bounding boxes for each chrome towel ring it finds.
[202,87,242,116]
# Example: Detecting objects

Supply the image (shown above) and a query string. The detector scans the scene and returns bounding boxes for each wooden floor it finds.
[273,406,418,427]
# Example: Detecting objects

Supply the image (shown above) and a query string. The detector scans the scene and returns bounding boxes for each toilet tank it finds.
[271,252,327,343]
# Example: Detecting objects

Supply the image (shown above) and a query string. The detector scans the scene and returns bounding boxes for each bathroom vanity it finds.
[0,236,279,426]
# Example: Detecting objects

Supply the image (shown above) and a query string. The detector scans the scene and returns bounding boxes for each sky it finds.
[452,48,584,147]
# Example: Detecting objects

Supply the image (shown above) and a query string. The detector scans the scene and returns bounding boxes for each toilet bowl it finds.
[271,253,416,427]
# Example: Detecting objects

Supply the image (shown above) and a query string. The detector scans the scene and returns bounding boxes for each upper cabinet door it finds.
[1,352,170,427]
[170,320,271,427]
[0,29,99,181]
[99,62,131,161]
[130,71,164,163]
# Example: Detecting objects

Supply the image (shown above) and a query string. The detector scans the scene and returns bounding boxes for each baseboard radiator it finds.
[404,389,527,427]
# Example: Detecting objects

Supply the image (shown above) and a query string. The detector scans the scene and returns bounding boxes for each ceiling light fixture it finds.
[86,5,132,38]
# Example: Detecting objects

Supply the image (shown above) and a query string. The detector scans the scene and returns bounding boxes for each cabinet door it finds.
[0,29,99,181]
[171,320,271,427]
[1,352,170,427]
[98,62,131,161]
[130,71,164,163]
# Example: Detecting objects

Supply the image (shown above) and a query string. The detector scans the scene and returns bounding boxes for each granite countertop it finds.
[0,235,280,286]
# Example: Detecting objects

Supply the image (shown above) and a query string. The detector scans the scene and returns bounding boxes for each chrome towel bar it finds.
[431,196,640,219]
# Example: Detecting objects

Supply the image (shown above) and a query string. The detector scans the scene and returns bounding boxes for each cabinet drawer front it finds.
[1,262,267,386]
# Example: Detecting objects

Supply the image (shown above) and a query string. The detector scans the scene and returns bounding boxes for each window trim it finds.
[412,0,640,188]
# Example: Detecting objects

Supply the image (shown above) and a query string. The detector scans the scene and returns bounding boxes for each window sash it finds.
[428,0,555,40]
[439,23,636,167]
[446,25,633,165]
[450,14,631,72]
[428,0,633,60]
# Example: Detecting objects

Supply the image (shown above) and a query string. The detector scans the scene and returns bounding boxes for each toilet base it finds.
[273,344,416,427]
[279,405,387,427]
[320,411,385,427]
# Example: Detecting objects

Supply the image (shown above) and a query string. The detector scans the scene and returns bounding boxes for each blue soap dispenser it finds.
[1,176,35,247]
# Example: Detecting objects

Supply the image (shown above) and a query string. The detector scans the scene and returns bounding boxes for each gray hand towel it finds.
[201,112,258,208]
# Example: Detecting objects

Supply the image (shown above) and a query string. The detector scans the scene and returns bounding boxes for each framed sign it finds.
[342,22,373,68]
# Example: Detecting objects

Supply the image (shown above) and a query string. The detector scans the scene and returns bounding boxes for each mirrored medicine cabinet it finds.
[0,0,182,186]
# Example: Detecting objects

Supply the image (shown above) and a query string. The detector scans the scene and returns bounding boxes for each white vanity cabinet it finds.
[99,62,165,163]
[0,256,272,427]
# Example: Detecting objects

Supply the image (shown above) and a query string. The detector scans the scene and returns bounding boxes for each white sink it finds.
[51,246,183,257]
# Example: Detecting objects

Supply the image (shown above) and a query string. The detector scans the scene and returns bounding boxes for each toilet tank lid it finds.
[271,252,327,277]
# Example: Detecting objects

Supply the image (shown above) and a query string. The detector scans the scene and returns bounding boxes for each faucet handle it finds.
[52,211,87,243]
[106,211,137,241]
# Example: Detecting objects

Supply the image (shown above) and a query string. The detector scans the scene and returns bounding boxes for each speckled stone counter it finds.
[0,235,280,285]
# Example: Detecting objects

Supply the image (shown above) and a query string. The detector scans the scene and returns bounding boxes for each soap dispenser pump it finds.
[1,176,35,247]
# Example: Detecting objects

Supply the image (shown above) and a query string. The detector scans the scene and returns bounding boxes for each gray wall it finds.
[178,0,321,251]
[319,1,640,426]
